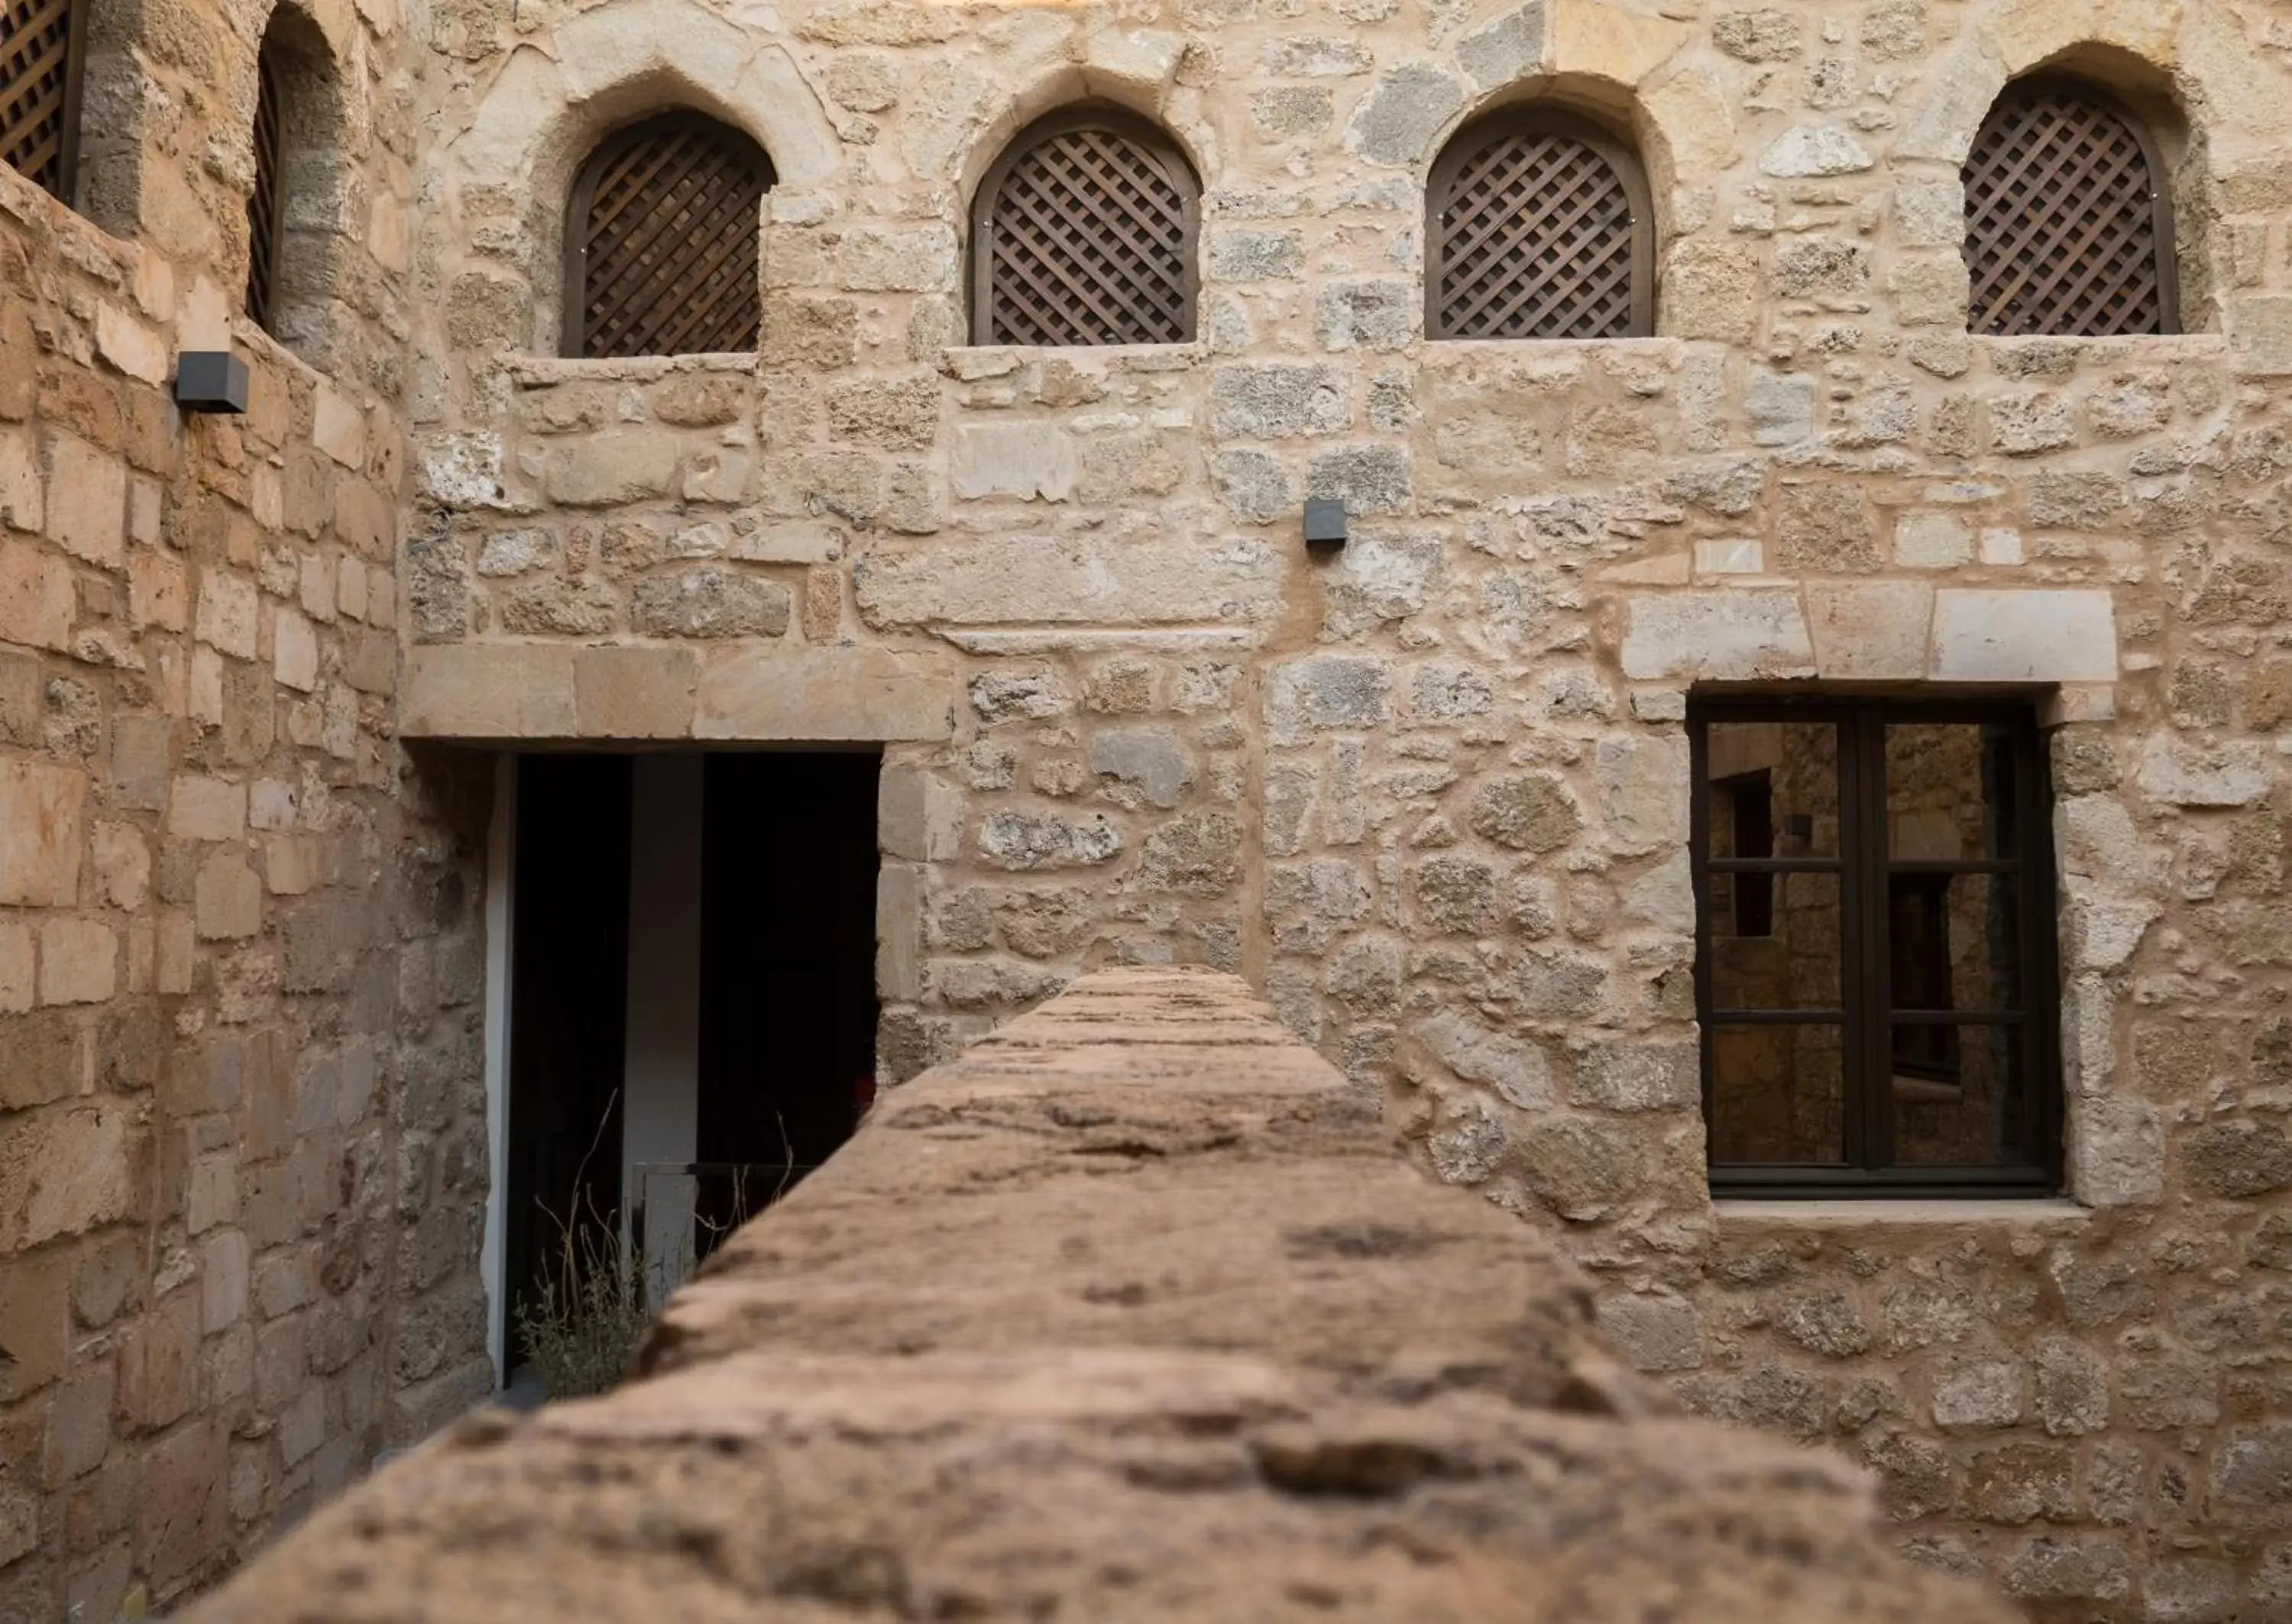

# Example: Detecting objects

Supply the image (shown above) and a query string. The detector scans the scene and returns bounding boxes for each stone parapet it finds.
[183,969,2012,1624]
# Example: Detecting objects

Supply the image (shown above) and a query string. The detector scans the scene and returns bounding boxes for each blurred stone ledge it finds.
[183,967,2015,1624]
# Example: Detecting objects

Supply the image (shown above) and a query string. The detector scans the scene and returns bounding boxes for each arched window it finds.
[1963,77,2175,336]
[970,106,1199,347]
[1426,108,1653,341]
[564,112,771,359]
[240,5,344,360]
[0,0,89,199]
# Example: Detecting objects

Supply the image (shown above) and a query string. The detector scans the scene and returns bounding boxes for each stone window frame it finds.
[966,102,1202,349]
[1962,72,2180,338]
[559,108,774,361]
[1688,694,2065,1201]
[1423,104,1656,342]
[232,2,348,371]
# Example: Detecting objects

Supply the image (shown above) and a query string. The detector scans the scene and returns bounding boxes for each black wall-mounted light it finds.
[1303,497,1347,550]
[173,352,250,415]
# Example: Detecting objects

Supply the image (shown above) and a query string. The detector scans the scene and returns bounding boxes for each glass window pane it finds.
[1890,1023,2032,1167]
[1711,873,1843,1010]
[1706,721,1839,859]
[1708,1023,1846,1165]
[1886,723,2021,859]
[1888,872,2021,1014]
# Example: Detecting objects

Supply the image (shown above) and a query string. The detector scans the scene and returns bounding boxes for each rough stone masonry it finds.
[180,968,2022,1624]
[3,0,2292,1616]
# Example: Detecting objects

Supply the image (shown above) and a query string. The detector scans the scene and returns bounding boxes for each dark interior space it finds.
[503,749,880,1362]
[505,753,632,1367]
[695,751,882,1234]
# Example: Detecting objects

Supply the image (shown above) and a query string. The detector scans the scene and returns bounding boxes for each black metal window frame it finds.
[1688,695,2064,1199]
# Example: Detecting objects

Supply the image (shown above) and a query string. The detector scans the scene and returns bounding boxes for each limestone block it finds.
[1595,734,1688,855]
[694,648,957,742]
[855,538,1282,628]
[730,522,843,565]
[1413,1007,1553,1109]
[37,918,115,1005]
[1894,512,1973,569]
[1343,63,1465,167]
[630,567,790,639]
[1262,36,1373,75]
[1714,8,1801,60]
[2232,296,2292,377]
[1209,231,1306,283]
[1662,240,1763,345]
[1088,726,1195,810]
[130,548,188,632]
[90,823,147,910]
[0,920,29,1013]
[0,539,73,651]
[1806,581,1931,681]
[1894,38,2008,161]
[1620,590,1815,681]
[951,424,1078,502]
[842,226,960,292]
[545,432,678,507]
[95,304,167,387]
[1928,590,2116,683]
[0,425,39,532]
[0,758,84,909]
[1759,125,1873,177]
[976,811,1123,871]
[313,387,367,469]
[1209,364,1351,439]
[1551,0,1687,85]
[414,433,507,509]
[1264,658,1392,744]
[572,646,700,739]
[2134,739,2272,809]
[879,768,962,862]
[274,610,320,693]
[1598,1293,1704,1372]
[1458,5,1547,89]
[400,645,580,739]
[43,432,125,568]
[0,1099,139,1253]
[194,574,259,660]
[168,776,247,842]
[1642,66,1737,175]
[1306,445,1411,516]
[195,854,264,940]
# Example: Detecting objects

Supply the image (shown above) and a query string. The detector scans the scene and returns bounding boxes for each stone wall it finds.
[177,967,2023,1624]
[0,0,494,1600]
[392,0,2292,1614]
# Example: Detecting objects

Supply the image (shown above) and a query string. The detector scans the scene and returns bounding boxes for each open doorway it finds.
[500,750,880,1382]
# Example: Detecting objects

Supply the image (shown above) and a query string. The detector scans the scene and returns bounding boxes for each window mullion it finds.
[1851,710,1895,1173]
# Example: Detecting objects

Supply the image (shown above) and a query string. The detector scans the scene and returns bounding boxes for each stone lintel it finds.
[400,644,957,743]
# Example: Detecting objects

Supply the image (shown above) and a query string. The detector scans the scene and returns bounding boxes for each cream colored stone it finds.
[1895,512,1973,569]
[399,645,578,738]
[314,386,367,469]
[195,574,260,659]
[0,759,86,907]
[855,538,1283,628]
[0,920,32,1013]
[96,305,170,387]
[130,549,189,632]
[1619,590,1815,681]
[43,432,126,568]
[694,648,958,742]
[274,610,321,693]
[91,823,149,910]
[0,539,73,651]
[155,911,195,996]
[37,919,116,1005]
[0,426,40,533]
[572,646,700,738]
[950,424,1078,502]
[168,776,247,842]
[1928,589,2117,683]
[1550,0,1688,86]
[193,852,264,940]
[1807,581,1933,680]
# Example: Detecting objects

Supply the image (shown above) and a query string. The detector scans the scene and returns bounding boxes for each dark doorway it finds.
[695,752,881,1234]
[504,754,632,1369]
[501,749,880,1370]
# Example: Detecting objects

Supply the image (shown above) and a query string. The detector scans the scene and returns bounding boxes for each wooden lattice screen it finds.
[974,111,1197,346]
[1963,82,2172,337]
[0,0,85,199]
[1429,115,1649,341]
[566,112,770,359]
[244,43,284,330]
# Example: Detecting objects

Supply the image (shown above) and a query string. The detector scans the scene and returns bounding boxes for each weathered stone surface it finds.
[186,972,2017,1624]
[856,539,1282,628]
[1620,591,1814,681]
